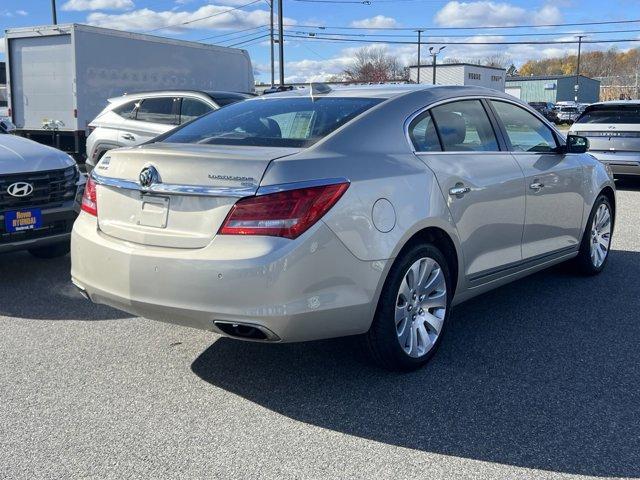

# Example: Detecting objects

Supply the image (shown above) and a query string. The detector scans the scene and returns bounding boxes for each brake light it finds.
[81,177,98,216]
[219,182,349,239]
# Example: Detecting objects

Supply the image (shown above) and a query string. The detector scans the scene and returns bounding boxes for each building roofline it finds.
[409,63,506,71]
[506,74,599,82]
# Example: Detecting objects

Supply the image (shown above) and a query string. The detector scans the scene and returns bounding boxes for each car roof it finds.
[585,100,640,108]
[107,90,249,103]
[256,83,515,101]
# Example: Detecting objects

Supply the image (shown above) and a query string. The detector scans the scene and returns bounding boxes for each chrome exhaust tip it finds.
[213,321,280,342]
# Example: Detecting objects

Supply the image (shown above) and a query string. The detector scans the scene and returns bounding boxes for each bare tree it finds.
[343,47,406,83]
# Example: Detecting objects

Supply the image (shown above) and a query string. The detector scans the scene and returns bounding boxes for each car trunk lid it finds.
[572,123,640,153]
[94,143,300,248]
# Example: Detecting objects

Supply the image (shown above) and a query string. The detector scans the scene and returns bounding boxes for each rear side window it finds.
[491,101,558,153]
[135,97,177,125]
[180,98,213,124]
[212,94,250,106]
[577,105,640,124]
[159,97,383,148]
[409,112,442,152]
[430,100,499,152]
[112,100,137,119]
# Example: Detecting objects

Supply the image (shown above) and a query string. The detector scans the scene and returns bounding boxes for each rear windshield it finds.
[576,105,640,124]
[211,93,252,107]
[158,97,383,148]
[559,107,578,113]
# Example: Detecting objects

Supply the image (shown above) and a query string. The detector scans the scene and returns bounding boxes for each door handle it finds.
[449,184,471,197]
[529,182,545,191]
[122,133,135,141]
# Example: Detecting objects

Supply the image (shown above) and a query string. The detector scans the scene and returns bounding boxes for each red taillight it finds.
[219,182,349,239]
[81,177,98,216]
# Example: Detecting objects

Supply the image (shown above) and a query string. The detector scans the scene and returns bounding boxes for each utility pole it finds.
[51,0,58,24]
[278,0,285,86]
[416,30,423,83]
[575,35,585,103]
[269,0,275,87]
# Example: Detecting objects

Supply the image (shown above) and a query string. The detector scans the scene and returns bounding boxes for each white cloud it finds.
[434,1,561,27]
[62,0,134,12]
[16,10,28,16]
[87,5,295,32]
[350,15,399,29]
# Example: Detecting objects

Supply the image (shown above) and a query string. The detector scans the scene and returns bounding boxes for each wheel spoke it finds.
[423,290,447,309]
[416,322,432,354]
[424,311,444,336]
[422,267,445,296]
[397,317,411,349]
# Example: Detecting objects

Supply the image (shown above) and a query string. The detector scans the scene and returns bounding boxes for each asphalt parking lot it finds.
[1,182,639,480]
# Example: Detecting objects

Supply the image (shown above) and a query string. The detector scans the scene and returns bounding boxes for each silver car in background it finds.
[85,90,253,171]
[72,85,615,370]
[570,100,640,177]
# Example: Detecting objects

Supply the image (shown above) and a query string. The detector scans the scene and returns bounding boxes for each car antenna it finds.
[309,82,332,101]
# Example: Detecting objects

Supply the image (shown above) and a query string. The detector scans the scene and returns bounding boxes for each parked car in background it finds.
[528,101,559,123]
[570,100,640,177]
[4,23,254,163]
[1,128,84,258]
[85,90,252,171]
[555,103,581,124]
[72,84,615,371]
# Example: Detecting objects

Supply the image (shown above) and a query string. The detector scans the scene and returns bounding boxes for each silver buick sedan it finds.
[71,84,615,370]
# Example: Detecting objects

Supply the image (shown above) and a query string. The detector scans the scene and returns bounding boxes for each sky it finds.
[1,0,640,83]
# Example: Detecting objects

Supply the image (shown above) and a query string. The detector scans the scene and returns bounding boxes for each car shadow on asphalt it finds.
[0,251,129,321]
[192,250,640,477]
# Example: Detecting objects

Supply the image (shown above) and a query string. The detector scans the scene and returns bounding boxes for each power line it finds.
[215,27,270,45]
[146,0,263,33]
[285,18,640,31]
[227,33,271,47]
[284,33,640,45]
[197,24,267,41]
[286,27,640,39]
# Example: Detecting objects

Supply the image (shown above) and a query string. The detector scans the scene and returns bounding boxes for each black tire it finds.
[363,243,452,371]
[28,242,70,259]
[573,194,613,276]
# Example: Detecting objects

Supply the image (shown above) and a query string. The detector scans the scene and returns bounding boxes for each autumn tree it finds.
[343,47,406,83]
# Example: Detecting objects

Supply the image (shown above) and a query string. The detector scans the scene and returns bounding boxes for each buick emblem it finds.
[139,166,159,188]
[7,182,34,197]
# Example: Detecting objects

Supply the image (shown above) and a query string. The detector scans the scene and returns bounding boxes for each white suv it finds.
[85,90,252,171]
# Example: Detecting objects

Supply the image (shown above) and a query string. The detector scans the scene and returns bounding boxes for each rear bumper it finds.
[71,213,383,342]
[589,151,640,176]
[0,202,79,254]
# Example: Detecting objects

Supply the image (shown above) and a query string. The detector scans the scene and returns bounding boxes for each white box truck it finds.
[4,24,254,161]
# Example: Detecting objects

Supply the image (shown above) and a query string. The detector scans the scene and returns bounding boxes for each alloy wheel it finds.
[590,203,612,268]
[395,257,447,358]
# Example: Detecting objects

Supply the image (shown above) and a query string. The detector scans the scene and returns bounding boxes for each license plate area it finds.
[139,195,169,228]
[4,209,42,233]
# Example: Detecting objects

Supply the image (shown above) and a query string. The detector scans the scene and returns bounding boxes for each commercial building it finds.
[408,63,506,91]
[505,75,600,103]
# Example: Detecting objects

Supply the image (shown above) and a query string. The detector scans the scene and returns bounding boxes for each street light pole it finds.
[270,0,275,87]
[51,0,58,24]
[429,46,446,85]
[278,0,285,86]
[416,30,423,83]
[575,35,585,103]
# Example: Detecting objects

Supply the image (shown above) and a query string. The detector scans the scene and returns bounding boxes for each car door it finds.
[118,96,179,147]
[409,99,526,281]
[489,100,584,260]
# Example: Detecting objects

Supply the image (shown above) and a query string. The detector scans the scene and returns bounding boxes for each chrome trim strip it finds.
[256,177,350,196]
[91,171,257,198]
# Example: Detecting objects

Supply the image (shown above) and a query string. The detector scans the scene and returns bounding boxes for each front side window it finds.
[135,97,177,125]
[159,97,383,148]
[491,101,558,153]
[180,98,213,124]
[430,100,499,152]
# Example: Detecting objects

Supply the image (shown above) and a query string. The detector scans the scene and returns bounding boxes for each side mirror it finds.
[566,134,589,154]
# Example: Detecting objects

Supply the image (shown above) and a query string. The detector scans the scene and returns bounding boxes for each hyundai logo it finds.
[139,166,159,188]
[7,182,34,198]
